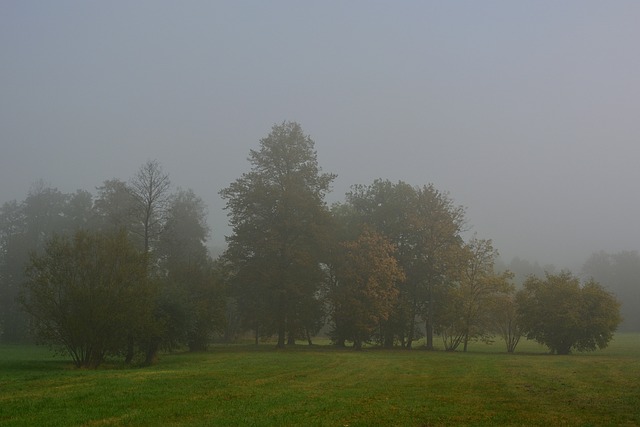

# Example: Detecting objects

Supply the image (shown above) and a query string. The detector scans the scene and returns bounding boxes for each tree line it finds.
[0,122,624,367]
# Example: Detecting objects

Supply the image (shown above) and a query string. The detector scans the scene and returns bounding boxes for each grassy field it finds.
[1,335,639,426]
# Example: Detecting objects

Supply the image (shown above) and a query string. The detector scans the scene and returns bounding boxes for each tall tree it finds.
[221,121,335,348]
[412,184,466,350]
[129,160,171,255]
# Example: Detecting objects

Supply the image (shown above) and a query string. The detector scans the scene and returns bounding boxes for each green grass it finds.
[1,335,639,426]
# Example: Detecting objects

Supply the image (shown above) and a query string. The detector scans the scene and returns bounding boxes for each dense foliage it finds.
[21,231,153,368]
[517,272,621,354]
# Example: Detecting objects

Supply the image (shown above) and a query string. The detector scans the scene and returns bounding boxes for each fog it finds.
[2,1,640,270]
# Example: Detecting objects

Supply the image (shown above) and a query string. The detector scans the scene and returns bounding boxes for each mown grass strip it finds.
[1,335,639,426]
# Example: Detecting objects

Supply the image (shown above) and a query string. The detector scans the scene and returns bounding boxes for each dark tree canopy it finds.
[516,272,621,354]
[221,121,335,348]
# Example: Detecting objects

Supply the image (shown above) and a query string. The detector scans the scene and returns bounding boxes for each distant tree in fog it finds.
[582,250,640,332]
[0,183,91,343]
[94,178,137,234]
[157,189,225,352]
[507,256,554,286]
[129,159,171,255]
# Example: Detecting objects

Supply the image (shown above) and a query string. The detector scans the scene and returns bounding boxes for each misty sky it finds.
[2,1,640,269]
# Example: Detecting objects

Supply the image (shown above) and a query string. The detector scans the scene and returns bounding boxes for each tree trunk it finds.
[353,337,362,351]
[145,340,159,365]
[383,323,394,348]
[425,286,434,350]
[406,284,418,349]
[425,318,434,350]
[276,294,286,348]
[305,328,313,346]
[277,322,286,348]
[125,337,135,364]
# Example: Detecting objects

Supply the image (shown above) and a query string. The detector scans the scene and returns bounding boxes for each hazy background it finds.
[2,1,639,270]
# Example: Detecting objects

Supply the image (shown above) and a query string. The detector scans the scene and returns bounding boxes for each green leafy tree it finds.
[516,272,621,354]
[327,229,404,349]
[20,230,154,368]
[221,121,335,348]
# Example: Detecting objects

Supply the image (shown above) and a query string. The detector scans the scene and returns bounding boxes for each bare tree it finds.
[129,160,171,254]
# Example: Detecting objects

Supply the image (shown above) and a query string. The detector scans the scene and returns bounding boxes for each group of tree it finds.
[220,121,622,354]
[0,161,225,367]
[1,122,626,366]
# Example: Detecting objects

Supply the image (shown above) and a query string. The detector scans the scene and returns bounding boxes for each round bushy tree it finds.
[21,230,154,368]
[516,272,621,354]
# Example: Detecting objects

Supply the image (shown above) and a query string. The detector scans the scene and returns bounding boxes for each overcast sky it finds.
[2,1,640,269]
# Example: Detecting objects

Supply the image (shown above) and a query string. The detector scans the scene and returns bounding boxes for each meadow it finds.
[1,335,639,426]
